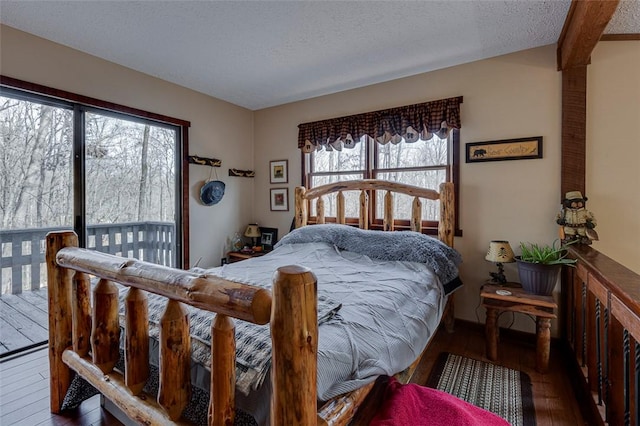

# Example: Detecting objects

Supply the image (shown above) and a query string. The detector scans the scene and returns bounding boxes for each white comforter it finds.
[204,241,446,423]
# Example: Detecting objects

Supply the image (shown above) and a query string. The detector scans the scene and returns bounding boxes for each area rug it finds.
[426,352,536,426]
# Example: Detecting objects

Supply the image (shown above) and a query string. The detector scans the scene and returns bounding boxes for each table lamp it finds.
[244,224,261,247]
[485,240,515,284]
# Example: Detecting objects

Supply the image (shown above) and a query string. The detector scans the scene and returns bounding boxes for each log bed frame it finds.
[46,179,455,425]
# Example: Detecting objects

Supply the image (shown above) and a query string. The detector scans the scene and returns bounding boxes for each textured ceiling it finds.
[1,1,638,110]
[606,0,640,33]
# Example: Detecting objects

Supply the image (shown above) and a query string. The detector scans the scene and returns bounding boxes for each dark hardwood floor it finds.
[0,347,120,425]
[0,322,587,425]
[411,322,588,426]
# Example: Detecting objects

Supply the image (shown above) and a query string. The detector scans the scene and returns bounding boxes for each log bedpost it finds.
[271,265,318,425]
[209,314,236,426]
[439,182,456,332]
[158,300,191,420]
[91,278,121,373]
[438,182,455,248]
[46,231,77,413]
[125,288,149,395]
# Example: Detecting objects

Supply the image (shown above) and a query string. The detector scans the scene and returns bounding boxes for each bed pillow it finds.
[275,224,462,289]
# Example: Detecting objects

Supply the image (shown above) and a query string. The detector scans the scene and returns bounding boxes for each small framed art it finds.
[270,188,289,211]
[269,160,288,184]
[465,136,543,163]
[259,227,278,251]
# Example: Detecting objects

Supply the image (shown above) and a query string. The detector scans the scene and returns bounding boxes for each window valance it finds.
[298,96,462,152]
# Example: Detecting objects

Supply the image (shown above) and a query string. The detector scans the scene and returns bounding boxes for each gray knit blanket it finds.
[276,224,462,285]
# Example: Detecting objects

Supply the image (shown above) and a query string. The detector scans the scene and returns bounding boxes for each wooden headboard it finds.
[295,179,454,247]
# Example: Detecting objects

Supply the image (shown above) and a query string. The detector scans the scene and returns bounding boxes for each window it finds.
[298,96,462,233]
[304,129,460,233]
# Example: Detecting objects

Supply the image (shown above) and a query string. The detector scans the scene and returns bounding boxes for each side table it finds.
[480,283,557,373]
[226,251,266,263]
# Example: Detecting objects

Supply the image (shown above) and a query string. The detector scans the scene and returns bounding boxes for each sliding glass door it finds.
[84,110,179,267]
[0,87,183,356]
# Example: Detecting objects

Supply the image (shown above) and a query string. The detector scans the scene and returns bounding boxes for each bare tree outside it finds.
[377,137,447,221]
[0,98,73,230]
[311,139,366,216]
[84,112,176,226]
[1,100,176,232]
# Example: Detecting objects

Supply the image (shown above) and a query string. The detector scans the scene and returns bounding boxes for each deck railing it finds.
[1,222,175,295]
[563,245,640,426]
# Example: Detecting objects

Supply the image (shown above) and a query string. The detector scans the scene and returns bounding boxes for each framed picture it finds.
[259,226,278,251]
[270,188,289,211]
[269,160,288,184]
[465,136,543,163]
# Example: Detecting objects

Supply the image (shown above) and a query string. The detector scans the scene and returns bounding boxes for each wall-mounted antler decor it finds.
[229,168,255,178]
[188,155,222,167]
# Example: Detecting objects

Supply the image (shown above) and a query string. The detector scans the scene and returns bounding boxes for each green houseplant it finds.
[516,240,577,295]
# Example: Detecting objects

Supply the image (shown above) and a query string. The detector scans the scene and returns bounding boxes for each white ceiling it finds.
[1,1,638,110]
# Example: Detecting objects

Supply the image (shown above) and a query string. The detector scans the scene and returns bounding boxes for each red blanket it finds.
[370,377,511,426]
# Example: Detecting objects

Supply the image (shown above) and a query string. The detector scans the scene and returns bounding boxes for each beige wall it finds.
[254,45,563,334]
[0,25,255,268]
[587,41,640,274]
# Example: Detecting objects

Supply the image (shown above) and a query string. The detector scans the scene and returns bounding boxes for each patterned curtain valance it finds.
[298,96,462,152]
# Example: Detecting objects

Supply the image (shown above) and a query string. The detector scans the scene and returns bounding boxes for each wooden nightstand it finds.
[226,251,266,263]
[480,283,557,373]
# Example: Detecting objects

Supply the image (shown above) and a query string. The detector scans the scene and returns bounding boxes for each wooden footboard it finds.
[46,231,318,425]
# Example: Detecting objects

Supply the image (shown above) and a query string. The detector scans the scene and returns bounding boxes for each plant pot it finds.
[515,257,562,296]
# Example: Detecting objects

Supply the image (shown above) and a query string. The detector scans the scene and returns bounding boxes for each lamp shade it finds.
[244,224,261,238]
[485,240,515,263]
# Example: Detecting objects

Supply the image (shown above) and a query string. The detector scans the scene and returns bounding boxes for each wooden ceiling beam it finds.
[557,0,620,71]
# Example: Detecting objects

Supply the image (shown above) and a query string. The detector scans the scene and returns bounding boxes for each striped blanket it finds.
[125,284,341,395]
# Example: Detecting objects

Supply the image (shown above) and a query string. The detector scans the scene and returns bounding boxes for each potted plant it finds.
[516,240,577,295]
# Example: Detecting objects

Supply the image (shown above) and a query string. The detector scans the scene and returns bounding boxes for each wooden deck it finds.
[0,289,49,356]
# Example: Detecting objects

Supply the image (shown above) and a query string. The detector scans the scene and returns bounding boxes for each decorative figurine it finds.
[556,191,599,245]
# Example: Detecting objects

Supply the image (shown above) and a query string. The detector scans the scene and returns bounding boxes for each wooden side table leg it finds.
[536,317,551,373]
[485,307,498,361]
